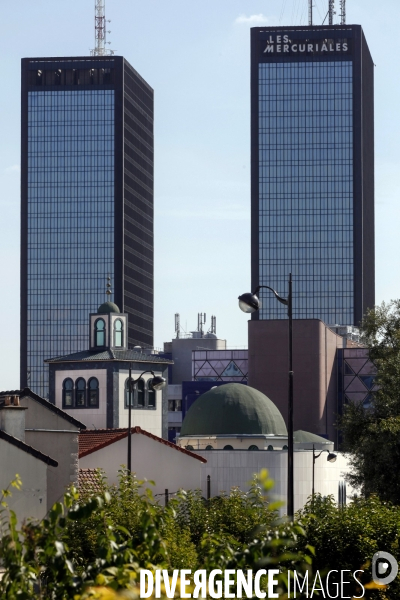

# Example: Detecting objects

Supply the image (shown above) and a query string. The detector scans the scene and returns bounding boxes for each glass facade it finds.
[192,350,248,382]
[27,89,114,396]
[258,61,353,324]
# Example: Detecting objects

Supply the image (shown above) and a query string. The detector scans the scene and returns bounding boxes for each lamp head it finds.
[327,452,337,463]
[149,375,166,391]
[238,292,260,314]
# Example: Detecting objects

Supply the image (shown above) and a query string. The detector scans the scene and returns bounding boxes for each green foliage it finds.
[340,300,400,502]
[296,493,400,599]
[0,469,311,599]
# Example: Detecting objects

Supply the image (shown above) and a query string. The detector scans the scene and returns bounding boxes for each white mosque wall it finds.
[54,368,107,429]
[195,449,353,515]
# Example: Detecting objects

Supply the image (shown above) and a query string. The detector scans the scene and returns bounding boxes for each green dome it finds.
[180,384,287,436]
[97,302,120,314]
[294,430,330,444]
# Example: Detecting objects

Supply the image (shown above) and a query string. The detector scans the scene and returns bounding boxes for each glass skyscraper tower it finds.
[251,25,374,326]
[21,56,154,397]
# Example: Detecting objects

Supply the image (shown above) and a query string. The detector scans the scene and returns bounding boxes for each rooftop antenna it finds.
[208,315,217,335]
[175,313,181,339]
[309,0,313,25]
[91,0,114,56]
[328,0,335,24]
[106,274,112,301]
[339,0,346,24]
[198,313,206,336]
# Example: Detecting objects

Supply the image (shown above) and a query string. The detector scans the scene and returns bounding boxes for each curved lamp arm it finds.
[253,284,288,306]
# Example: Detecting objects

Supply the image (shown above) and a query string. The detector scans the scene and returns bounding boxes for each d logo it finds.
[372,551,398,585]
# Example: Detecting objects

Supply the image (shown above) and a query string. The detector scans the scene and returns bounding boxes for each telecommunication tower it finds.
[175,313,181,339]
[339,0,346,24]
[308,0,313,26]
[91,0,114,56]
[208,316,217,335]
[328,0,336,25]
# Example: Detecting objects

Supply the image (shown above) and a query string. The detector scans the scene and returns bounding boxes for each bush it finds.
[296,494,400,599]
[0,470,312,599]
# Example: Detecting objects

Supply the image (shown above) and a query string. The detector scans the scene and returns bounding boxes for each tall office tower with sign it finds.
[251,25,374,326]
[20,56,154,397]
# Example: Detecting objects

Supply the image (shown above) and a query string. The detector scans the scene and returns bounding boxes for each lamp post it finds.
[127,366,166,472]
[312,443,337,509]
[238,273,294,518]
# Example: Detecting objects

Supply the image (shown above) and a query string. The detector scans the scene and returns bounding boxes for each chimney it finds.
[0,395,27,442]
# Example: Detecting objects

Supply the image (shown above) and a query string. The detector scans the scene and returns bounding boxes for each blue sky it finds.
[1,0,399,389]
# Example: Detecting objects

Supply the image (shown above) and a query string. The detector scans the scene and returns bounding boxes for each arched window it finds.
[113,319,123,347]
[223,445,234,450]
[267,445,274,451]
[88,377,99,407]
[248,445,259,451]
[186,445,194,451]
[95,318,105,347]
[205,445,214,450]
[282,445,288,450]
[62,378,73,408]
[75,378,86,407]
[125,378,135,407]
[147,380,156,408]
[137,378,145,407]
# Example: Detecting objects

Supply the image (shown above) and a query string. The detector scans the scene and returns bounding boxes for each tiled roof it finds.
[78,468,105,495]
[45,349,172,364]
[0,429,58,467]
[79,426,207,463]
[0,388,86,430]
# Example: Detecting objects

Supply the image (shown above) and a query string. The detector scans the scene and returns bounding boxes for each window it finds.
[248,445,259,451]
[168,399,182,412]
[95,318,105,347]
[88,377,99,407]
[62,378,73,408]
[137,379,145,407]
[223,445,234,450]
[125,378,133,407]
[205,445,214,450]
[283,445,288,450]
[75,378,86,407]
[124,377,158,409]
[114,319,123,347]
[148,380,156,408]
[267,445,274,451]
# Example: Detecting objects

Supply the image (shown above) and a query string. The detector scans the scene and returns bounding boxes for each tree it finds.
[341,299,400,502]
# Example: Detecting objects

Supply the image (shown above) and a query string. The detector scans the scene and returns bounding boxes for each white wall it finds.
[195,449,352,514]
[21,394,80,509]
[80,433,203,497]
[0,438,48,521]
[118,372,163,437]
[54,368,107,429]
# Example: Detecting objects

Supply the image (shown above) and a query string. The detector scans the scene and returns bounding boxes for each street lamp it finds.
[312,443,337,509]
[127,366,166,472]
[238,273,294,518]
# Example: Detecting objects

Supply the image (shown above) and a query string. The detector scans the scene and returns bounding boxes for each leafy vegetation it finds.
[341,299,400,502]
[0,470,313,599]
[296,493,400,599]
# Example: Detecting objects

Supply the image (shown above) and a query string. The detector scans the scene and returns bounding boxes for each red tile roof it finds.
[79,426,207,463]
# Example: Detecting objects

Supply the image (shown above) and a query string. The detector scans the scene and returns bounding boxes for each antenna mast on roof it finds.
[339,0,346,24]
[198,313,206,336]
[175,313,181,339]
[309,0,313,25]
[91,0,114,56]
[208,315,217,335]
[328,0,335,24]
